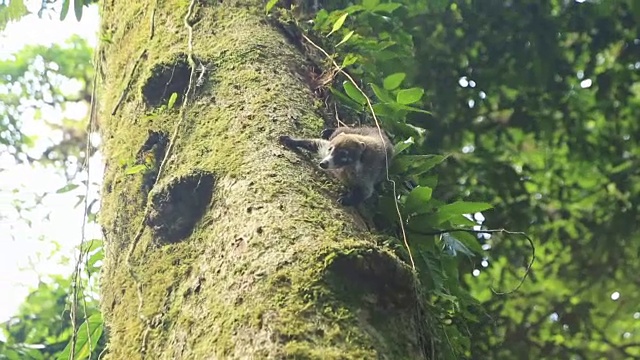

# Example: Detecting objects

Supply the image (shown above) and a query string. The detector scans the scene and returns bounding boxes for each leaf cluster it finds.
[270,0,640,358]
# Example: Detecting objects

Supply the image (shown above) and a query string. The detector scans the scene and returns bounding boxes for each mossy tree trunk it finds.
[98,0,429,358]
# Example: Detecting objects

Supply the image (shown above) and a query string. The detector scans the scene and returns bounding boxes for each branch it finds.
[414,228,535,295]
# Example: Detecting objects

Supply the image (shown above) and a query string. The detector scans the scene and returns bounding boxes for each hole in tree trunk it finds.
[146,171,215,244]
[142,54,192,108]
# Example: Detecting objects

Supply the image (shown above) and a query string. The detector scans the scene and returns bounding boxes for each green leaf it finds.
[448,231,485,255]
[405,186,433,215]
[362,0,380,10]
[125,164,147,175]
[610,160,633,174]
[372,2,402,13]
[327,13,348,37]
[167,92,178,109]
[371,103,396,117]
[392,154,447,175]
[419,250,444,289]
[56,183,80,194]
[88,249,105,269]
[314,9,329,28]
[370,83,395,103]
[407,214,443,233]
[397,87,425,105]
[22,134,37,148]
[79,239,103,253]
[329,87,363,110]
[383,72,406,90]
[88,212,98,223]
[442,233,476,257]
[439,201,493,218]
[73,0,83,21]
[393,103,432,114]
[265,0,279,13]
[57,313,104,360]
[0,0,27,29]
[74,195,85,208]
[344,5,366,14]
[4,349,26,360]
[336,30,354,47]
[381,118,424,140]
[60,0,71,21]
[394,137,414,154]
[447,214,477,227]
[343,81,367,105]
[418,174,438,189]
[342,53,358,67]
[342,5,364,15]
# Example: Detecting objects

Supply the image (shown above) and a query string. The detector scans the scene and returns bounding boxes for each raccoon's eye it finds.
[338,151,352,164]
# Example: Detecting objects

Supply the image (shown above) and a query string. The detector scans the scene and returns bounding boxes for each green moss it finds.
[98,0,429,359]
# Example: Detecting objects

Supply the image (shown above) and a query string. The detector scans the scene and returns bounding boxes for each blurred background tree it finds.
[0,273,103,360]
[0,1,103,359]
[0,35,95,179]
[402,0,640,358]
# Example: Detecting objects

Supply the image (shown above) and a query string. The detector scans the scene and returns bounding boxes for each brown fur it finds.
[279,126,394,206]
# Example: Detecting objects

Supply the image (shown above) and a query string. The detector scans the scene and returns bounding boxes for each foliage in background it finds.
[0,268,105,360]
[0,34,95,179]
[404,1,640,359]
[0,0,27,30]
[0,0,97,31]
[0,2,104,359]
[273,0,640,358]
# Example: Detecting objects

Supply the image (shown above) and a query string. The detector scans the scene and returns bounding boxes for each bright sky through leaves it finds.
[0,4,100,322]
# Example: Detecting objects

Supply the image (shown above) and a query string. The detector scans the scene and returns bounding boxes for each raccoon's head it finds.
[319,134,366,170]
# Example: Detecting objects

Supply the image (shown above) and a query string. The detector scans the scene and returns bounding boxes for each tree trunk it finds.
[98,0,429,358]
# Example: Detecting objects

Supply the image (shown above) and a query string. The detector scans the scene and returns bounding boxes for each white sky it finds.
[0,1,101,322]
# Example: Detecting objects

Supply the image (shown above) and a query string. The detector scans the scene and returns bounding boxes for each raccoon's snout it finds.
[319,160,329,169]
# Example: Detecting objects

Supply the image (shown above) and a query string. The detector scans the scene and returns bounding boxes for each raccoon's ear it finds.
[358,141,366,150]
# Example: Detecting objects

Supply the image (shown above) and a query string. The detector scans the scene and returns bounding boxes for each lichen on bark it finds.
[98,0,432,358]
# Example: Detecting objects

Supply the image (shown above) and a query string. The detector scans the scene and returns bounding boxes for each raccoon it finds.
[278,126,394,206]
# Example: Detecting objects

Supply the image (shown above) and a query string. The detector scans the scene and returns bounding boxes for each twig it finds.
[301,33,416,270]
[196,63,208,87]
[333,103,347,127]
[150,0,158,40]
[97,346,108,360]
[69,34,102,360]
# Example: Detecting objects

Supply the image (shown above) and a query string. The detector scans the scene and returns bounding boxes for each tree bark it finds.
[98,0,429,358]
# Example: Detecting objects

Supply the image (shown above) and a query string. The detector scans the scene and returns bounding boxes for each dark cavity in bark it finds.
[142,54,192,107]
[146,171,215,244]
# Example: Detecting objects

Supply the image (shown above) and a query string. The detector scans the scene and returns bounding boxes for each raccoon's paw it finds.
[278,135,295,148]
[320,128,336,140]
[338,188,365,207]
[338,195,355,206]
